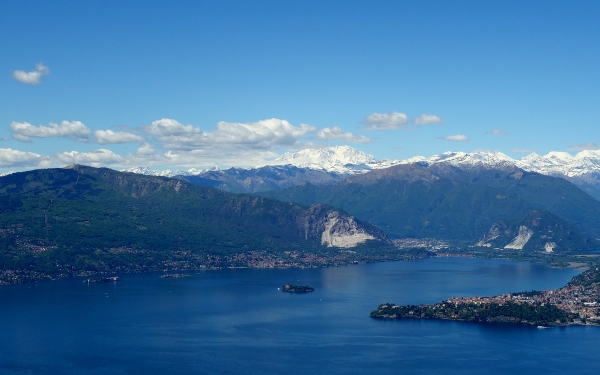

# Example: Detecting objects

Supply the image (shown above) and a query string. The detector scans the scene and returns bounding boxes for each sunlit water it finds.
[1,258,596,374]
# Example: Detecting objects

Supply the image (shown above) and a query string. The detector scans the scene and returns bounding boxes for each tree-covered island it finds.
[281,284,315,293]
[371,268,600,327]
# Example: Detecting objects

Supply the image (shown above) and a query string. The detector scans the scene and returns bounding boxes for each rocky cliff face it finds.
[295,205,389,248]
[319,212,376,248]
[475,210,597,253]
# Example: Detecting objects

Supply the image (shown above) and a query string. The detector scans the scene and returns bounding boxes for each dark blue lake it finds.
[0,258,597,374]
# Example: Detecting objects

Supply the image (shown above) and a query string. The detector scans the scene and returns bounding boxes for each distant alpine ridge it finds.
[123,146,600,198]
[123,146,600,176]
[272,146,600,182]
[122,146,600,177]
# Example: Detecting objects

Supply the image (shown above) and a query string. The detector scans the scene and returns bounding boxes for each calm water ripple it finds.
[0,258,596,374]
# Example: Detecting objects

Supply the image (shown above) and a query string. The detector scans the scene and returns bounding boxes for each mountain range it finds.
[3,146,600,284]
[118,146,600,252]
[122,146,600,199]
[257,162,600,253]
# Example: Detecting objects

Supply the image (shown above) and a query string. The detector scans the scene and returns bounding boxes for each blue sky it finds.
[1,0,600,172]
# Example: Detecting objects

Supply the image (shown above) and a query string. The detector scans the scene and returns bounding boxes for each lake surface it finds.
[0,257,597,375]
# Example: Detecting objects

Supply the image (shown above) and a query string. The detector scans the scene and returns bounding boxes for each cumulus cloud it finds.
[211,119,316,148]
[11,121,91,142]
[12,63,50,85]
[136,143,157,156]
[362,112,408,130]
[56,149,125,167]
[144,118,316,151]
[439,134,470,142]
[412,114,444,125]
[94,130,145,144]
[487,129,508,135]
[0,148,50,168]
[144,118,201,137]
[567,142,599,151]
[314,126,372,143]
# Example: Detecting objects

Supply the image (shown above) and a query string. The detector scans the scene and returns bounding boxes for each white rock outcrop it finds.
[544,242,557,253]
[504,226,534,250]
[320,214,375,248]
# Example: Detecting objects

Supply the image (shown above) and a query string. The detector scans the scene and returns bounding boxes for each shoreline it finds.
[371,267,600,327]
[0,248,594,286]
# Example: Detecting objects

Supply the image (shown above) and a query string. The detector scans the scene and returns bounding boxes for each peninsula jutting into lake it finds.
[371,267,600,327]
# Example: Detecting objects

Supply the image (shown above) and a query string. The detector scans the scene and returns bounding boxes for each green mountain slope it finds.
[426,164,600,237]
[258,164,600,243]
[0,166,390,282]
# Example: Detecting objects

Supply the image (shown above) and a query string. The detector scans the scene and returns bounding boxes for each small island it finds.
[281,284,315,293]
[161,274,191,278]
[83,276,119,283]
[371,268,600,327]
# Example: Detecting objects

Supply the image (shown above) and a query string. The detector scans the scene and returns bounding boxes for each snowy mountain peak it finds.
[423,150,515,170]
[518,152,542,162]
[274,145,377,173]
[121,146,600,197]
[574,149,600,159]
[544,151,575,163]
[121,166,212,177]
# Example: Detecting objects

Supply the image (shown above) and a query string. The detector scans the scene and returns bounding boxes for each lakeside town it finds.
[372,268,600,326]
[0,247,431,285]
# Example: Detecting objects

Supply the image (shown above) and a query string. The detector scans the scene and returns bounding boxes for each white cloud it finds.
[144,118,316,151]
[282,141,328,152]
[0,148,50,168]
[124,144,166,165]
[12,63,50,85]
[56,149,125,167]
[144,118,201,137]
[439,134,470,142]
[0,137,8,141]
[314,126,372,143]
[94,130,145,144]
[136,143,157,156]
[487,129,508,135]
[567,142,599,151]
[11,120,91,142]
[412,114,444,125]
[362,112,408,130]
[212,119,315,148]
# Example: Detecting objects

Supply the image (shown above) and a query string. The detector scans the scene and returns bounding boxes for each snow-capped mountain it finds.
[274,145,405,174]
[274,145,377,173]
[415,150,519,171]
[121,166,219,178]
[121,146,600,178]
[272,147,524,174]
[273,146,600,180]
[515,150,600,178]
[270,147,600,199]
[122,167,179,177]
[122,145,600,199]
